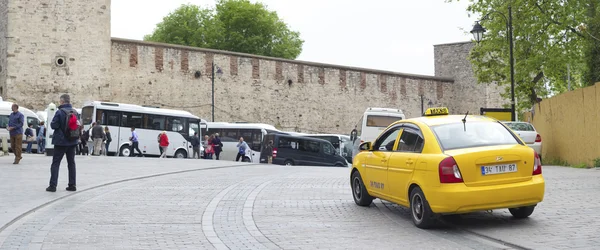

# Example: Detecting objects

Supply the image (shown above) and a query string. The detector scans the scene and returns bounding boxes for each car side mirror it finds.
[359,142,372,151]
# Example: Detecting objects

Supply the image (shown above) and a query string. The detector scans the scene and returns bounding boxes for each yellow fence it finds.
[523,82,600,167]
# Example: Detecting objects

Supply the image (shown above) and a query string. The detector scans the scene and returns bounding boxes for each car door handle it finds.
[381,159,388,163]
[406,160,414,164]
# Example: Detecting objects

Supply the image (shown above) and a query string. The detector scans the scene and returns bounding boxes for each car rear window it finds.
[366,115,402,127]
[505,122,535,131]
[431,121,520,151]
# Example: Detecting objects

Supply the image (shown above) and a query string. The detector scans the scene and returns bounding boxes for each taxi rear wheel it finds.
[509,205,535,219]
[351,171,373,206]
[410,187,436,229]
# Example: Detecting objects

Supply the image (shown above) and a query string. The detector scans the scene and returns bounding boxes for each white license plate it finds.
[481,164,517,175]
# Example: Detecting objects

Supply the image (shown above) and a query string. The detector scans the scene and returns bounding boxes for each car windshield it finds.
[431,121,520,151]
[504,122,535,131]
[342,138,354,156]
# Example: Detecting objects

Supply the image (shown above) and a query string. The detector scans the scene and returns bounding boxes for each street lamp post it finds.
[211,62,223,122]
[470,6,516,122]
[420,95,434,115]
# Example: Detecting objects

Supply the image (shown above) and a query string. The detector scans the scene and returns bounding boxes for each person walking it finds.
[79,127,89,155]
[157,133,163,156]
[159,131,169,158]
[213,133,223,160]
[88,122,95,154]
[104,127,111,156]
[265,140,274,164]
[235,137,249,162]
[37,121,46,154]
[24,123,35,153]
[205,135,215,159]
[47,94,79,192]
[191,132,200,159]
[91,121,103,156]
[129,127,143,157]
[7,103,24,164]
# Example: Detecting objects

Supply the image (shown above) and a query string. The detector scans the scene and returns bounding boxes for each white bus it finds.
[351,107,405,159]
[204,122,281,162]
[81,101,203,158]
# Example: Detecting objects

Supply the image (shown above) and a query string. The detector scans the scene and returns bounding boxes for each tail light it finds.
[439,156,463,183]
[535,134,542,143]
[272,148,278,158]
[533,152,542,175]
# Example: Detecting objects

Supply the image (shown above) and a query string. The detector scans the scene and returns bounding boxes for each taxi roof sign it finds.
[424,107,449,116]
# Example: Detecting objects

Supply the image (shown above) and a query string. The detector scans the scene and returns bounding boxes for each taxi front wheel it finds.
[351,171,373,206]
[509,205,535,219]
[410,187,436,229]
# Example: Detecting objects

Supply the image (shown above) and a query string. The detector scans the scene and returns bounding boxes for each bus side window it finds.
[188,120,200,137]
[121,112,143,128]
[96,109,104,124]
[144,115,165,130]
[221,129,238,142]
[239,129,261,151]
[166,117,186,133]
[104,110,121,126]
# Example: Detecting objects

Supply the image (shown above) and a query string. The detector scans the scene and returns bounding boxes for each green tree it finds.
[447,0,594,111]
[583,0,600,85]
[144,0,304,60]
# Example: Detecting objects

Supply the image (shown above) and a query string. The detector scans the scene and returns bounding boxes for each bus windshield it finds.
[81,106,94,125]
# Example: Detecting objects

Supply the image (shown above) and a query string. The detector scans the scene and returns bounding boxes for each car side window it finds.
[397,129,424,153]
[374,127,401,151]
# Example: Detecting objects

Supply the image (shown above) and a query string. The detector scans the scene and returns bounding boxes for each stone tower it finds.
[434,41,508,114]
[0,0,111,109]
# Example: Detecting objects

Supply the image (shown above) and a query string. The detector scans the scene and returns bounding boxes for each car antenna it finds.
[462,111,469,132]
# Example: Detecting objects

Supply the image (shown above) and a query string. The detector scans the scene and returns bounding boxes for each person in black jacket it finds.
[191,132,200,159]
[46,94,79,192]
[104,126,112,156]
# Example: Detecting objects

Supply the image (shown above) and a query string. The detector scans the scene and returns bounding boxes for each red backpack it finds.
[61,108,81,141]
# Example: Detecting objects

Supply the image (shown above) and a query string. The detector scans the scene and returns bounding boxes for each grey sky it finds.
[111,0,476,76]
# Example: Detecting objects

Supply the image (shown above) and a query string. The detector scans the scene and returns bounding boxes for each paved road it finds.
[0,154,598,249]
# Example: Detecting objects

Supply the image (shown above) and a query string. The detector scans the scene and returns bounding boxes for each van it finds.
[302,134,353,164]
[0,100,42,152]
[260,133,348,167]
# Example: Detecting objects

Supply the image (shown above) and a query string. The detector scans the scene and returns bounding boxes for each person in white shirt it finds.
[235,137,249,162]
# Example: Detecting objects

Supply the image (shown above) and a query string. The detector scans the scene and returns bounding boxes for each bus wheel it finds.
[175,149,187,159]
[119,145,130,157]
[242,157,251,163]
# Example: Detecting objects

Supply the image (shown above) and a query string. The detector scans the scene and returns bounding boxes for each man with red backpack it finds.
[46,94,80,192]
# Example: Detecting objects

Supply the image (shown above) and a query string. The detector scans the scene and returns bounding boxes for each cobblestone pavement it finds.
[1,154,599,249]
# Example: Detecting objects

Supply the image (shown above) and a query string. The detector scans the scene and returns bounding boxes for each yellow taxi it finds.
[350,107,545,229]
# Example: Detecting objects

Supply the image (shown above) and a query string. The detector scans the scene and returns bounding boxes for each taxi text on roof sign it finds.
[424,107,449,116]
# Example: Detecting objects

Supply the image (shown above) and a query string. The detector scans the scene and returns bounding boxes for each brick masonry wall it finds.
[2,0,111,108]
[109,39,454,134]
[0,0,7,97]
[434,41,508,115]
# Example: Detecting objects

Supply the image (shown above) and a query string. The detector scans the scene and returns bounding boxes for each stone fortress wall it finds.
[0,0,506,134]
